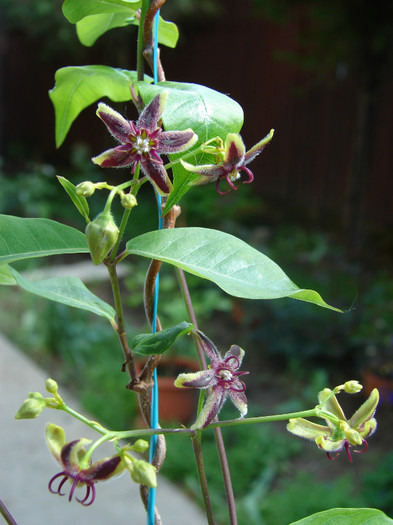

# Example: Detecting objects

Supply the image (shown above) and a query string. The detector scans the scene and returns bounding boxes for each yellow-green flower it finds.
[287,388,379,462]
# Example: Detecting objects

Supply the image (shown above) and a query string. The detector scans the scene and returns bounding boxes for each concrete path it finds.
[0,333,205,525]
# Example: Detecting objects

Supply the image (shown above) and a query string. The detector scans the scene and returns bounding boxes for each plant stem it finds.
[207,409,318,429]
[61,405,108,435]
[191,433,216,525]
[0,500,17,525]
[107,262,137,383]
[137,0,150,81]
[175,267,237,523]
[213,427,237,525]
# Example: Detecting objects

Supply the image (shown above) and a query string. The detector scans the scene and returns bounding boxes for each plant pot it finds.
[135,356,201,425]
[362,369,393,405]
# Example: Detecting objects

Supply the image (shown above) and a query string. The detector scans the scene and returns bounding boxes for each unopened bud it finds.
[85,211,119,265]
[45,378,58,394]
[343,380,363,394]
[120,193,137,210]
[76,181,95,197]
[15,397,46,419]
[130,460,157,488]
[132,439,149,454]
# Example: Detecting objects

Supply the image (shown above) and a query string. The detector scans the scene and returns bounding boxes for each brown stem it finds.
[176,269,238,524]
[143,0,167,81]
[0,500,17,525]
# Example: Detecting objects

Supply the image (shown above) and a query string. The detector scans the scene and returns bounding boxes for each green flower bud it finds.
[85,211,119,265]
[15,397,46,419]
[76,181,95,197]
[28,392,44,400]
[45,378,58,394]
[130,459,157,488]
[120,193,137,210]
[132,439,149,454]
[343,380,363,394]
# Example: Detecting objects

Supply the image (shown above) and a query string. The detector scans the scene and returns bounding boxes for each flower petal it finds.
[83,455,124,481]
[96,103,134,143]
[175,369,216,389]
[228,388,248,418]
[287,418,330,441]
[223,133,245,169]
[194,330,221,364]
[315,435,345,453]
[348,388,379,430]
[244,129,274,165]
[223,345,245,370]
[158,129,197,154]
[191,385,226,429]
[137,92,168,133]
[61,438,91,472]
[181,160,225,179]
[140,157,173,195]
[318,389,347,426]
[92,145,136,168]
[46,423,66,464]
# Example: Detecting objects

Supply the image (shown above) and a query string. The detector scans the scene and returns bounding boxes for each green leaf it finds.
[0,215,88,264]
[57,176,90,222]
[126,228,341,312]
[76,12,137,46]
[62,0,140,23]
[76,13,178,48]
[131,322,194,355]
[0,264,16,285]
[49,66,151,147]
[10,267,115,322]
[136,81,244,212]
[290,508,393,524]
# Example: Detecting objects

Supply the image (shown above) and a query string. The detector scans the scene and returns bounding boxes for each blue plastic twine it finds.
[147,9,161,525]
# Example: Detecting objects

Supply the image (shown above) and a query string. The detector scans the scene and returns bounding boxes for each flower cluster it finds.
[175,330,249,428]
[287,387,379,462]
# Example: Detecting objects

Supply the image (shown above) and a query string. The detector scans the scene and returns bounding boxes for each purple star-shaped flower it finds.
[46,423,124,506]
[92,91,197,195]
[181,130,274,195]
[175,330,249,429]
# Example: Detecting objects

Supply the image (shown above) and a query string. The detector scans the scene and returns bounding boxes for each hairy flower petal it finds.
[223,133,245,168]
[158,129,197,154]
[92,145,136,168]
[137,92,168,132]
[96,103,134,143]
[140,157,173,195]
[175,369,216,389]
[228,389,248,418]
[244,129,274,164]
[287,418,330,441]
[348,388,379,430]
[191,385,226,429]
[46,423,66,463]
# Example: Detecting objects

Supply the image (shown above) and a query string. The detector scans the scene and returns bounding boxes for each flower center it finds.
[218,369,233,382]
[228,170,241,182]
[134,135,152,155]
